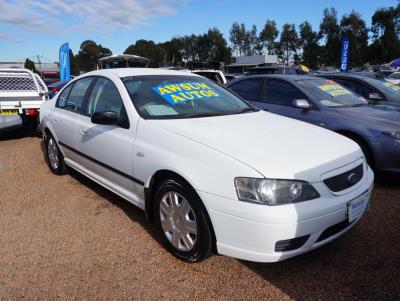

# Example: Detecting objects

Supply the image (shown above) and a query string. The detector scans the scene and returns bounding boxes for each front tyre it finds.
[44,133,67,175]
[154,178,213,262]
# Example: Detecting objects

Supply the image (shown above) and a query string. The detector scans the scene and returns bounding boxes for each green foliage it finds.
[277,23,299,65]
[69,49,79,76]
[24,58,37,73]
[369,5,400,63]
[319,7,341,67]
[259,20,279,54]
[340,10,368,68]
[76,40,112,72]
[229,22,250,56]
[299,21,321,69]
[124,39,166,67]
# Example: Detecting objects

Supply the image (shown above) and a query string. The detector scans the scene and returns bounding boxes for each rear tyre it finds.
[154,178,213,262]
[44,133,67,175]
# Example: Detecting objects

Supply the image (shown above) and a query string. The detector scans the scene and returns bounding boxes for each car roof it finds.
[316,72,371,79]
[82,68,201,78]
[240,74,321,81]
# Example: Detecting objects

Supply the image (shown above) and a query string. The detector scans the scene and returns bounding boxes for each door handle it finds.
[53,117,59,123]
[80,128,88,136]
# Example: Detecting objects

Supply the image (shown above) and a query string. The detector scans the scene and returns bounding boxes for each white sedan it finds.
[39,68,374,263]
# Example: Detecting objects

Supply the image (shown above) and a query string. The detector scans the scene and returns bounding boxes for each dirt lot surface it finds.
[0,130,399,300]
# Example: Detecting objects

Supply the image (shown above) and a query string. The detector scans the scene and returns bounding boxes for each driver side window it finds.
[263,79,307,106]
[86,78,124,117]
[85,77,129,128]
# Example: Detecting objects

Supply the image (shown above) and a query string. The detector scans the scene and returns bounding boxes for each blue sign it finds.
[59,42,70,81]
[340,36,350,72]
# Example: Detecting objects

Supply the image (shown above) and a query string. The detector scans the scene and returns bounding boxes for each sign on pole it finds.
[340,36,350,72]
[59,42,70,81]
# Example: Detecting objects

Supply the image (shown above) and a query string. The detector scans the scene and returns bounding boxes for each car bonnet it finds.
[148,111,363,183]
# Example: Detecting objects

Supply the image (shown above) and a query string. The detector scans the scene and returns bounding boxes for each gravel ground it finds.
[0,130,399,300]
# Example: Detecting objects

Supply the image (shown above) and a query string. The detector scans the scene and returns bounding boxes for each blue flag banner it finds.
[59,42,70,81]
[340,36,350,72]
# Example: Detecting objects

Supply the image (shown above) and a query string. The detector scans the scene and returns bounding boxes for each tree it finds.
[203,28,232,63]
[260,20,279,54]
[319,8,341,66]
[181,34,200,62]
[340,11,368,68]
[299,21,321,69]
[368,5,400,63]
[229,22,251,56]
[277,23,299,65]
[69,49,79,76]
[160,37,184,66]
[249,25,264,55]
[124,39,165,67]
[24,58,37,73]
[76,40,112,72]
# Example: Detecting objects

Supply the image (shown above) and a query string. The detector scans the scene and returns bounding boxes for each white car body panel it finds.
[39,68,374,262]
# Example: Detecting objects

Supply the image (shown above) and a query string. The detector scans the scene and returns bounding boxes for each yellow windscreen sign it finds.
[317,84,352,97]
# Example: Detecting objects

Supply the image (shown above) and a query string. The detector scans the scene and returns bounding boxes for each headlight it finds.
[234,178,320,205]
[383,131,400,141]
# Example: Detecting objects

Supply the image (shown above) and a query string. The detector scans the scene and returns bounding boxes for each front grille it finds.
[275,235,310,252]
[316,220,353,242]
[323,164,363,192]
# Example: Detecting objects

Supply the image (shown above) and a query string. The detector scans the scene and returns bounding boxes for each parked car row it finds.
[227,74,400,175]
[39,68,377,264]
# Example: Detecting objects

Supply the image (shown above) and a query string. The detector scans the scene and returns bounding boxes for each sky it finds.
[0,0,398,63]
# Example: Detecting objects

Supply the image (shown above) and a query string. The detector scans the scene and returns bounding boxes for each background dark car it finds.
[316,73,400,108]
[47,80,69,98]
[227,74,400,175]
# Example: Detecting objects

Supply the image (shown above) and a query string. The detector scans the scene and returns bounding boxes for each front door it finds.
[52,77,94,158]
[75,77,137,195]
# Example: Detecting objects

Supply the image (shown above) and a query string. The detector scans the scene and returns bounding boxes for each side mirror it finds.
[293,99,311,110]
[91,111,119,125]
[368,93,382,101]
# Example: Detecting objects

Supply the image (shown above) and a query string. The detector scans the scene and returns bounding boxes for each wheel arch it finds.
[335,130,375,168]
[144,169,217,252]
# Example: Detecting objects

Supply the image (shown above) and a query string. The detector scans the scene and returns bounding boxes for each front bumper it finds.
[199,167,374,263]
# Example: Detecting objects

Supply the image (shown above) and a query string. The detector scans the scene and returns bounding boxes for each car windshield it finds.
[296,79,365,107]
[122,75,256,119]
[359,76,400,95]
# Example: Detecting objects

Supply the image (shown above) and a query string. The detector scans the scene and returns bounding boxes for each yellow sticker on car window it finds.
[317,84,352,97]
[152,82,220,105]
[383,82,400,91]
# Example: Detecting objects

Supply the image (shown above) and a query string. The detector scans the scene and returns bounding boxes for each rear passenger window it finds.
[263,79,306,106]
[58,77,93,113]
[229,79,262,101]
[56,84,73,108]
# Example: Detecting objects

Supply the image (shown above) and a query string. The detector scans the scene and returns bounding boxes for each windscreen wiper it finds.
[233,107,259,114]
[180,112,226,118]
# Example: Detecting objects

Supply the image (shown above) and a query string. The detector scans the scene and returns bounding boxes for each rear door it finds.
[52,77,94,159]
[74,77,137,194]
[228,78,263,103]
